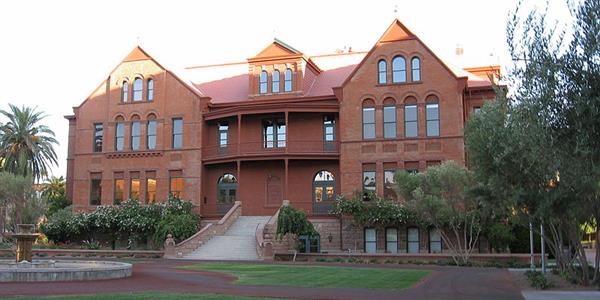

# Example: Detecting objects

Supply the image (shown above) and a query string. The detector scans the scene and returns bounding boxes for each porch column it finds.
[237,113,242,155]
[284,159,289,200]
[236,160,241,184]
[285,110,289,154]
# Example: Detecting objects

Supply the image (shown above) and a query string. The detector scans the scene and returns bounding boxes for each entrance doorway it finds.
[313,170,335,214]
[217,173,237,214]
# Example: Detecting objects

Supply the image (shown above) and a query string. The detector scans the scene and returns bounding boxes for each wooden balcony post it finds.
[237,113,242,156]
[284,158,289,200]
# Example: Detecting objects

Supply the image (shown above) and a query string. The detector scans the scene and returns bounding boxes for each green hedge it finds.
[40,196,198,249]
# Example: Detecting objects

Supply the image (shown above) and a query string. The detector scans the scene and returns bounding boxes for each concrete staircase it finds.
[183,216,270,260]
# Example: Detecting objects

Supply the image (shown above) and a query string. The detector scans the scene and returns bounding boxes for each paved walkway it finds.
[523,291,600,300]
[0,259,524,300]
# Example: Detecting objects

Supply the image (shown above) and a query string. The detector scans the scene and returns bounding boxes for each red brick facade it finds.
[66,19,496,252]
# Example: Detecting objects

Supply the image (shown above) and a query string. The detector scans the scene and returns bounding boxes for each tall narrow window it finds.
[386,228,398,253]
[411,57,421,81]
[114,178,125,205]
[172,118,183,149]
[93,123,103,152]
[90,173,102,206]
[392,56,407,83]
[365,228,377,253]
[429,228,442,253]
[384,170,396,200]
[147,120,157,150]
[169,171,184,198]
[218,122,228,148]
[378,60,387,84]
[263,119,285,148]
[284,68,292,92]
[130,172,140,201]
[383,103,396,138]
[272,70,280,93]
[323,115,335,151]
[362,101,375,139]
[133,78,143,101]
[131,120,141,150]
[259,70,268,94]
[121,81,128,102]
[363,171,376,195]
[147,79,154,101]
[146,176,156,204]
[115,122,125,151]
[407,227,420,253]
[404,104,418,138]
[426,102,440,136]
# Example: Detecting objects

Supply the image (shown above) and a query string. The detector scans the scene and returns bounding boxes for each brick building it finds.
[66,19,497,254]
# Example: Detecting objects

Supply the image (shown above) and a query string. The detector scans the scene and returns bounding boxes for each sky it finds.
[0,0,571,178]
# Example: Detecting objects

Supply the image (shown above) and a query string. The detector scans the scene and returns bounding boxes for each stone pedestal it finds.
[6,224,40,263]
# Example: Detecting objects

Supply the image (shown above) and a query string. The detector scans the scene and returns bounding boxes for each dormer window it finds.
[392,56,407,83]
[259,70,268,94]
[284,68,292,92]
[272,70,280,93]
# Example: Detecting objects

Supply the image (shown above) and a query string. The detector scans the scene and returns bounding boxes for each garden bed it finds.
[0,248,163,259]
[274,252,546,267]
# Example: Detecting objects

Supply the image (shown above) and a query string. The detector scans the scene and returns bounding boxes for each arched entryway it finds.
[217,173,237,214]
[313,170,335,214]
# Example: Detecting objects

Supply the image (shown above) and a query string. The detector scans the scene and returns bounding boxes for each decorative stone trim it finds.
[105,151,163,159]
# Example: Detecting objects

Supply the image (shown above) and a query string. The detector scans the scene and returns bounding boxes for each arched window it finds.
[362,100,375,139]
[217,173,237,214]
[147,114,157,150]
[411,57,421,81]
[392,56,406,83]
[133,78,143,101]
[313,170,335,214]
[426,97,440,137]
[121,81,128,102]
[404,97,418,138]
[272,70,280,93]
[130,115,141,150]
[259,70,268,94]
[383,99,396,139]
[378,60,387,84]
[115,116,125,151]
[147,79,154,101]
[284,68,293,92]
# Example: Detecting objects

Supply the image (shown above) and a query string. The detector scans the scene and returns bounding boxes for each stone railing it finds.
[164,201,242,259]
[256,200,292,259]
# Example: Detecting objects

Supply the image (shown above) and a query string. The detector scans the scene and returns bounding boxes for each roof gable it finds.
[379,19,415,43]
[252,38,302,60]
[123,46,154,62]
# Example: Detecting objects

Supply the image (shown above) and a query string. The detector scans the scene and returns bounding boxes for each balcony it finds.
[202,140,339,162]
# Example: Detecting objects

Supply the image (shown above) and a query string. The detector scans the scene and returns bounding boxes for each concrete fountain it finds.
[0,224,132,282]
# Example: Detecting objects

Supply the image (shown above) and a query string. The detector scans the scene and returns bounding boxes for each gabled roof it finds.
[251,38,302,60]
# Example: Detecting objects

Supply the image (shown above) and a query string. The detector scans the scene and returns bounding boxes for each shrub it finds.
[40,207,77,243]
[485,223,514,252]
[153,213,199,245]
[525,270,551,289]
[276,205,318,240]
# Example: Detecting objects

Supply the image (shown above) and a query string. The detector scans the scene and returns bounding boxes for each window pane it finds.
[426,104,439,120]
[115,123,124,151]
[314,187,323,202]
[130,179,140,200]
[94,123,103,152]
[173,119,183,148]
[284,69,292,92]
[383,106,396,122]
[378,60,387,84]
[392,56,406,83]
[384,170,396,200]
[427,120,440,136]
[363,124,375,139]
[408,228,420,253]
[90,178,101,205]
[133,78,143,101]
[121,82,128,102]
[170,177,183,198]
[365,228,377,253]
[363,171,376,191]
[405,105,417,121]
[147,79,154,100]
[362,107,375,123]
[412,58,421,81]
[173,119,183,134]
[146,178,156,204]
[384,123,396,139]
[147,121,157,150]
[272,70,280,93]
[131,121,140,150]
[114,179,124,204]
[405,122,417,137]
[173,135,182,149]
[386,228,398,253]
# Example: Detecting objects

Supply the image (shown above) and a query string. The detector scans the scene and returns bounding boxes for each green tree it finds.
[0,104,58,182]
[396,161,482,265]
[0,172,32,226]
[465,0,600,284]
[41,176,70,217]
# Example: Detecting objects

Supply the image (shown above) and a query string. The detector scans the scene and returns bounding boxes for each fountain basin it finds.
[0,260,132,282]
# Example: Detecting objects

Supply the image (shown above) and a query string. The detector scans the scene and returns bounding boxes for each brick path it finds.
[0,259,524,300]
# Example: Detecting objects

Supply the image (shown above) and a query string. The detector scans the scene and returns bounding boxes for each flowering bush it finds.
[331,192,413,226]
[40,197,199,249]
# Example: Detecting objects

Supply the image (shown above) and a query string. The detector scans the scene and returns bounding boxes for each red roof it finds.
[181,50,493,104]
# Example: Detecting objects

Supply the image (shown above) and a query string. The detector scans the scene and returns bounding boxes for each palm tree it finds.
[0,104,58,182]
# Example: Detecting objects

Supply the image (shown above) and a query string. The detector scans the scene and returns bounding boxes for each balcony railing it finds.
[202,140,339,160]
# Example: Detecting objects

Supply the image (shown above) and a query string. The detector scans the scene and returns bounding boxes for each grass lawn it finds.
[181,263,430,290]
[6,292,281,300]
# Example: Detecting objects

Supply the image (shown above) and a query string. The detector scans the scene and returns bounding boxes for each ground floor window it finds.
[407,227,420,253]
[313,170,335,214]
[429,228,442,253]
[298,235,320,253]
[169,170,184,198]
[146,177,156,204]
[90,173,102,205]
[384,170,397,200]
[129,173,140,201]
[365,228,377,253]
[386,227,398,253]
